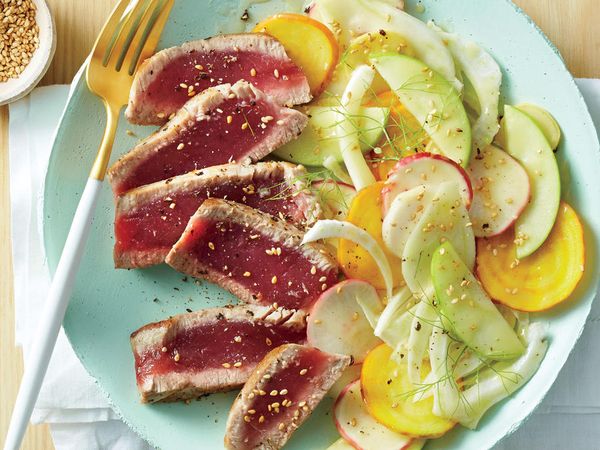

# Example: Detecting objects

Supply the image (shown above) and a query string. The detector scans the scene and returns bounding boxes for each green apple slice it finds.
[500,105,561,258]
[272,105,389,167]
[516,103,561,149]
[370,53,472,167]
[431,241,525,360]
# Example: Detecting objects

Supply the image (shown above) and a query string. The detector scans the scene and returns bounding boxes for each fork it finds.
[3,1,173,448]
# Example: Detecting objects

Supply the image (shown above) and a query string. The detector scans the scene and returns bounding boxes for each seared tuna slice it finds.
[125,33,312,125]
[114,162,319,269]
[108,80,308,196]
[166,199,339,311]
[131,305,307,403]
[224,344,351,450]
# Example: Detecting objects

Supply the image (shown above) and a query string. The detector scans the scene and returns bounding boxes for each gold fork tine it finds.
[114,0,155,71]
[89,0,130,65]
[127,0,175,75]
[104,0,158,71]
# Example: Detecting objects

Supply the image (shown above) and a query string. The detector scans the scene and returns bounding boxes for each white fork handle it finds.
[4,177,103,450]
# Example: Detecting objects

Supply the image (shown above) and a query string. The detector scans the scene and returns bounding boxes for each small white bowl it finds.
[0,0,56,106]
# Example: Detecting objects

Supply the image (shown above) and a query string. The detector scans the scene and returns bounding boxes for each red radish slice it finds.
[467,145,530,237]
[307,280,382,363]
[328,364,362,399]
[382,153,473,214]
[312,180,357,220]
[334,380,414,450]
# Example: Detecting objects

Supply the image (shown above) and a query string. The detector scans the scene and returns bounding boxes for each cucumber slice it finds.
[273,105,389,167]
[431,241,525,360]
[500,105,560,259]
[516,103,561,150]
[370,53,472,167]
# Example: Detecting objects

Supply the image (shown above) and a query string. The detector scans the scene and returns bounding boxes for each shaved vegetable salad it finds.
[259,0,585,447]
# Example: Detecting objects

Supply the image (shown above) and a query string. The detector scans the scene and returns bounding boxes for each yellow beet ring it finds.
[476,202,585,312]
[361,344,456,439]
[337,182,404,289]
[254,13,339,96]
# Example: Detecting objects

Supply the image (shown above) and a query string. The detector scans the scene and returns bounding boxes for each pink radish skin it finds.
[307,280,382,364]
[334,380,414,450]
[382,153,473,214]
[467,145,531,237]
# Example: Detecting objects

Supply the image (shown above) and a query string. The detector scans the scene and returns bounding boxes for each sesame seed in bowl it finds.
[0,0,56,106]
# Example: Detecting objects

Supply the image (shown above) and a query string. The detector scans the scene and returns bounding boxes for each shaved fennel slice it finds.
[374,287,414,346]
[429,22,501,151]
[302,220,393,299]
[435,322,548,428]
[337,65,377,191]
[407,299,438,384]
[313,0,460,91]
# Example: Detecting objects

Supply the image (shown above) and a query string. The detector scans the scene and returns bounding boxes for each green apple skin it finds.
[500,105,561,259]
[516,103,561,150]
[272,106,389,167]
[431,241,525,360]
[370,53,472,167]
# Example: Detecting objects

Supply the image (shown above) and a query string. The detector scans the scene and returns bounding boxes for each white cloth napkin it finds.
[8,80,600,449]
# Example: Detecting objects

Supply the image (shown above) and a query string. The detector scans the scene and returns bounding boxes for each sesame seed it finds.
[234,336,242,343]
[250,68,257,77]
[180,83,188,89]
[274,69,280,78]
[234,361,242,368]
[174,353,180,362]
[259,390,266,396]
[244,415,251,423]
[314,319,322,325]
[263,374,271,379]
[248,392,255,399]
[276,119,285,125]
[270,390,278,396]
[208,242,215,250]
[177,143,185,150]
[278,423,285,431]
[169,203,176,209]
[227,115,233,124]
[280,389,288,395]
[161,346,167,353]
[241,122,249,130]
[350,418,357,427]
[243,271,251,277]
[266,337,272,346]
[298,401,306,407]
[248,409,256,415]
[157,112,166,119]
[258,415,265,423]
[271,276,278,284]
[195,64,204,70]
[310,266,317,275]
[222,363,231,368]
[319,276,327,282]
[321,283,327,291]
[299,369,308,375]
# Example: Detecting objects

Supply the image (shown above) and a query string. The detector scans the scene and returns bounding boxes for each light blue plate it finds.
[44,1,600,449]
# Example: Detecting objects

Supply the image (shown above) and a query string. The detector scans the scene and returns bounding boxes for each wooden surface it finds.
[1,0,599,448]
